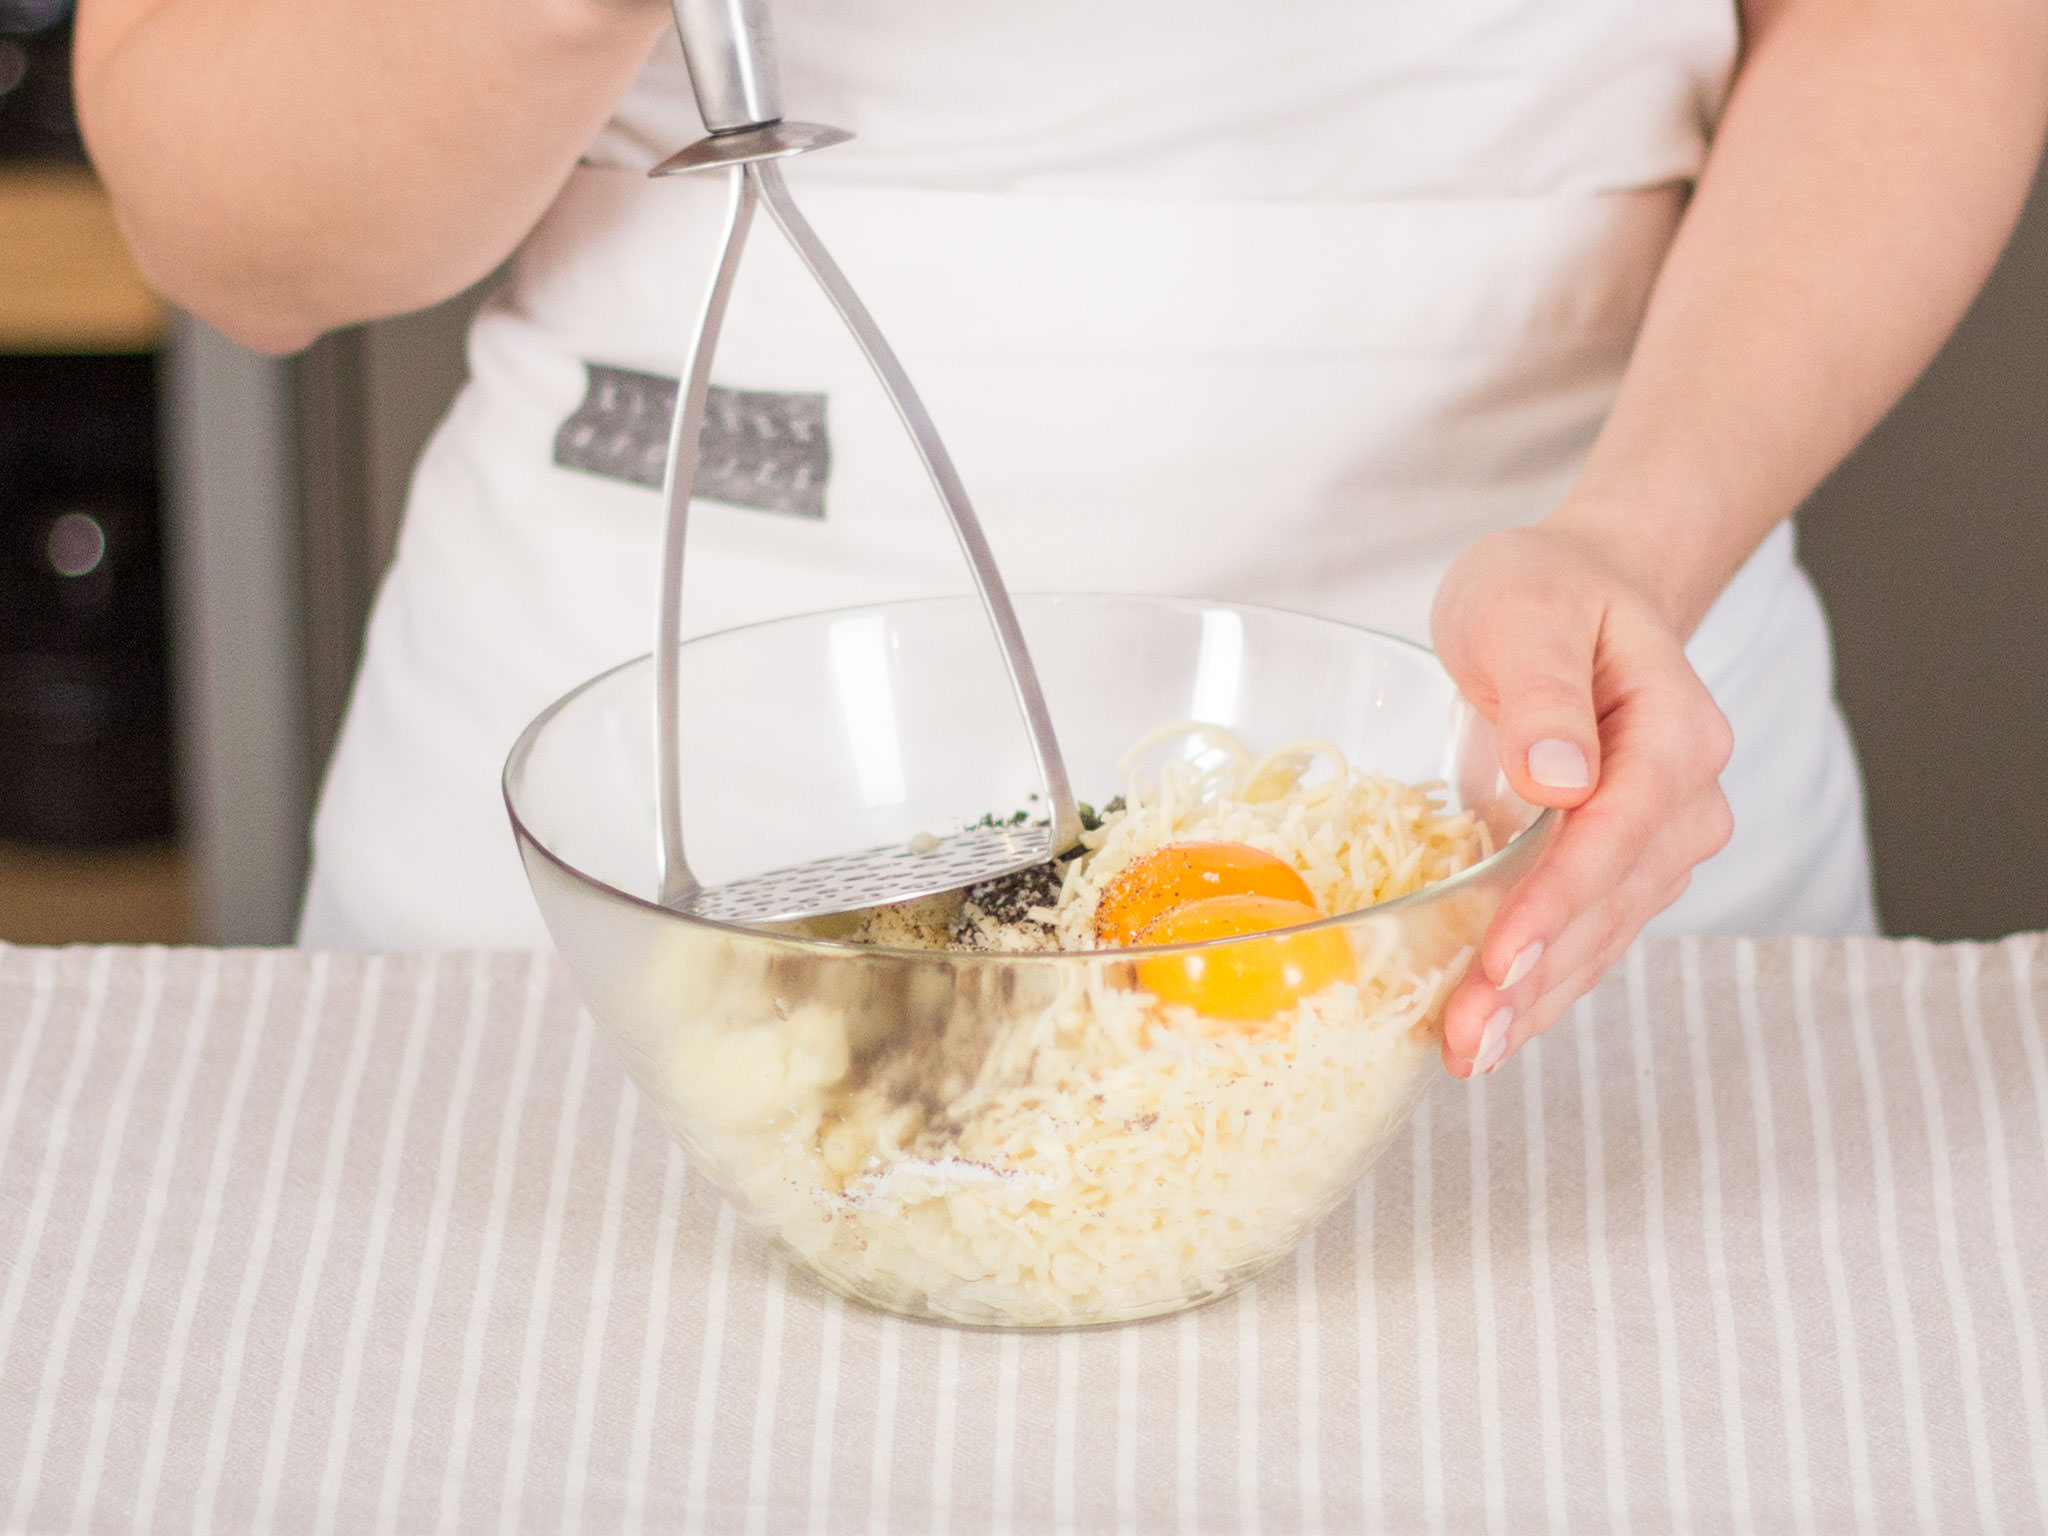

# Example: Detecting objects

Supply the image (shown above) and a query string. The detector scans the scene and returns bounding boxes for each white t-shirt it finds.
[590,1,1736,200]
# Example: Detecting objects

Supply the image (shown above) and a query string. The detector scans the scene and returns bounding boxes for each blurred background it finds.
[2,3,2044,946]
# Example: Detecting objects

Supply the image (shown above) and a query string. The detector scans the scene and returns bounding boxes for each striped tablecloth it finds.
[1,936,2045,1534]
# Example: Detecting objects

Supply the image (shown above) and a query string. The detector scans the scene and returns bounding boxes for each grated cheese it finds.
[649,728,1485,1326]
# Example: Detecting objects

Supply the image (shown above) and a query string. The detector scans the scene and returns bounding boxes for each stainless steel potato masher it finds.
[650,0,1082,925]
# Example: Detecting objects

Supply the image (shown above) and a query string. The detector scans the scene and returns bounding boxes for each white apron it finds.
[300,1,1876,949]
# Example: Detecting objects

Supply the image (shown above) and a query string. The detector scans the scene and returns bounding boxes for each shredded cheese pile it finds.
[648,728,1486,1326]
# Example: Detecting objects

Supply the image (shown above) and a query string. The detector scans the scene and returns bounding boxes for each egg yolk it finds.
[1133,894,1357,1022]
[1092,841,1317,946]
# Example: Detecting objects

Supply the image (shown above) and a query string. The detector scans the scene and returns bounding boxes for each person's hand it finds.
[1428,521,1735,1079]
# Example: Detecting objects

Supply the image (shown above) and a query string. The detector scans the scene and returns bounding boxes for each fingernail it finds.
[1528,738,1590,791]
[1474,1006,1512,1075]
[1500,941,1543,990]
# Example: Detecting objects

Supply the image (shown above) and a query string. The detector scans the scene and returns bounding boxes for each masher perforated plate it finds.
[673,822,1057,926]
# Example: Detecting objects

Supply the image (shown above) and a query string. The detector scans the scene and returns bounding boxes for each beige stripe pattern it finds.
[1,935,2045,1533]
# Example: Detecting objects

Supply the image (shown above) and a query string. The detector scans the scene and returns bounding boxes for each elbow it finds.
[179,302,328,360]
[106,205,334,356]
[102,181,489,355]
[164,287,329,358]
[183,287,329,357]
[76,55,330,354]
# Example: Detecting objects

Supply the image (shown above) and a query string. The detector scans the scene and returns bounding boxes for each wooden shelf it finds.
[0,164,167,353]
[0,840,197,945]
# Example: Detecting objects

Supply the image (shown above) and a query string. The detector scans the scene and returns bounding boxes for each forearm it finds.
[75,0,671,352]
[1549,0,2048,635]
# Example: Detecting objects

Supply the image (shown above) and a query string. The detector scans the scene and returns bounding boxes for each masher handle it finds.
[655,164,759,908]
[752,161,1086,857]
[669,0,784,133]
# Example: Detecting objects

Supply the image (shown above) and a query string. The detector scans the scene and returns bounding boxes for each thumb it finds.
[1478,621,1603,811]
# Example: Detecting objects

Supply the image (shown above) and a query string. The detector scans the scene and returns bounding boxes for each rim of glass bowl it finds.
[502,591,1556,965]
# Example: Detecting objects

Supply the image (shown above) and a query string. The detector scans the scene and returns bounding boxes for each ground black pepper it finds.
[961,858,1068,931]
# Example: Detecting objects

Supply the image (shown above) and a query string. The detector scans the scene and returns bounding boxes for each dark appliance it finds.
[0,354,176,845]
[0,0,83,163]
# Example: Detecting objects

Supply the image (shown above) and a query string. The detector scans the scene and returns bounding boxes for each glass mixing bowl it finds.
[505,594,1552,1327]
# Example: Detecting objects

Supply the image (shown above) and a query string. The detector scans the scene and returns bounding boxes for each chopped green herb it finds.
[970,807,1044,830]
[1077,795,1124,833]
